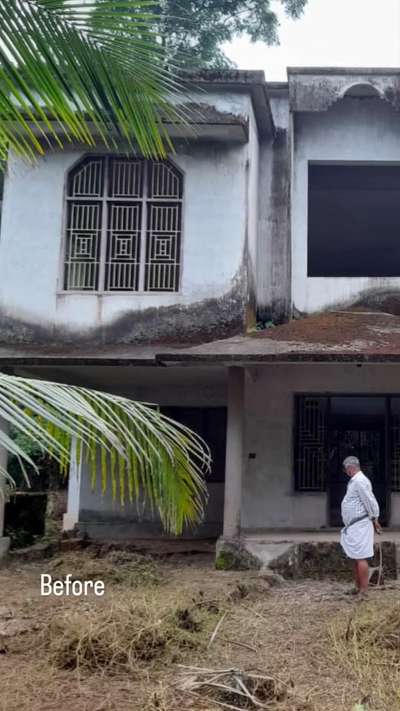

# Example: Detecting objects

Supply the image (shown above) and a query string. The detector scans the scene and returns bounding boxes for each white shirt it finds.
[341,471,380,527]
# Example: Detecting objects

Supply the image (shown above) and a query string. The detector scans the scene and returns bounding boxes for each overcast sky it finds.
[224,0,400,81]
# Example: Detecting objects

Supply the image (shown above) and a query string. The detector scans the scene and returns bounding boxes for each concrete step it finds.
[217,536,399,580]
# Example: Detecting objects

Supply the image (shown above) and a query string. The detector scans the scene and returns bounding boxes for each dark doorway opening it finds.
[161,407,227,482]
[328,397,387,527]
[294,395,394,527]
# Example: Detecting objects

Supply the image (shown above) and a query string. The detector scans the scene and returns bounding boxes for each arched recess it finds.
[340,82,383,100]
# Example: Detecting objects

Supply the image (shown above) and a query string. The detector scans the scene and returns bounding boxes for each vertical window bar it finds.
[295,396,327,491]
[97,156,109,292]
[137,160,148,292]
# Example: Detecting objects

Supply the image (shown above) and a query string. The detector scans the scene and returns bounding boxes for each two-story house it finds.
[2,68,400,555]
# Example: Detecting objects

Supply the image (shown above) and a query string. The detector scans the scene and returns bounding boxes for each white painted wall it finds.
[242,363,400,529]
[292,97,400,314]
[0,92,256,334]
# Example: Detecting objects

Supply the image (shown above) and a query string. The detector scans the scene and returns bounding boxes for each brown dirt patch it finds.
[254,310,400,353]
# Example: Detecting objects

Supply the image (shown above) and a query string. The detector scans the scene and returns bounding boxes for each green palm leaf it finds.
[0,1,187,160]
[0,373,210,535]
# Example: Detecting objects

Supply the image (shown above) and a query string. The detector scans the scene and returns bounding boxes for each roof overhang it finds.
[165,101,249,143]
[5,313,400,369]
[0,344,179,368]
[20,99,250,148]
[186,70,275,139]
[15,70,273,150]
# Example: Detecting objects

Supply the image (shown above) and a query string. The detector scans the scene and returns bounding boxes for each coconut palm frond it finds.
[0,0,186,160]
[0,373,210,535]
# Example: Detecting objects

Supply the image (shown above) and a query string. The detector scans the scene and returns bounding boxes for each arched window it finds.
[63,156,183,292]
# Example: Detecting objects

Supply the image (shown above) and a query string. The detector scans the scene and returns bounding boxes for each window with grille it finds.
[63,156,183,292]
[294,396,327,492]
[295,394,400,494]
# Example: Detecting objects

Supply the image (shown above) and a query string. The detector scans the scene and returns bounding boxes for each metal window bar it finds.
[68,158,104,198]
[108,159,144,199]
[295,397,326,491]
[148,161,183,200]
[64,201,102,290]
[144,162,183,292]
[144,202,182,291]
[64,156,182,292]
[105,203,141,290]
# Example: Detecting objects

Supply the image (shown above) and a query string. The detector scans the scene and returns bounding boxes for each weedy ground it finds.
[0,548,399,711]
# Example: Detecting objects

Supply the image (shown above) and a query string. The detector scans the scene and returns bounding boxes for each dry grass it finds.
[328,598,400,710]
[176,666,314,710]
[1,551,400,711]
[45,549,163,588]
[41,591,217,673]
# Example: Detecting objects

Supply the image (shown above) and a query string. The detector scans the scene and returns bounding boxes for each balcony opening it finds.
[308,163,400,277]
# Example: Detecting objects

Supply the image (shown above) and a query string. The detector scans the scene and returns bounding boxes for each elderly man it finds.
[340,456,381,596]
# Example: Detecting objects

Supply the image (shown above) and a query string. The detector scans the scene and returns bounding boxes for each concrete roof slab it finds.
[157,311,400,365]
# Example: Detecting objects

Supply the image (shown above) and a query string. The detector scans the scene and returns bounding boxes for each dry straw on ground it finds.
[2,550,400,711]
[45,550,163,588]
[328,598,400,710]
[176,665,314,710]
[40,591,217,673]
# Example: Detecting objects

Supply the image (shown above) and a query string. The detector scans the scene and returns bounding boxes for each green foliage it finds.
[7,427,43,489]
[0,1,188,161]
[154,0,308,69]
[215,549,238,570]
[0,373,211,535]
[7,426,60,490]
[248,319,275,333]
[9,427,43,461]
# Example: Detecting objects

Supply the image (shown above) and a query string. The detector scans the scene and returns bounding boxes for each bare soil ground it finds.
[0,549,399,711]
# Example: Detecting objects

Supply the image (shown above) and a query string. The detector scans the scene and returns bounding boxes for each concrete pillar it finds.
[63,437,81,532]
[223,367,245,539]
[0,418,10,560]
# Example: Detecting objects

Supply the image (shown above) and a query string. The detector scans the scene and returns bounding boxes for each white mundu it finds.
[340,470,380,560]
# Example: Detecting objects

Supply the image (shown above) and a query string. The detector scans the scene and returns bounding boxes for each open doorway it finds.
[294,395,393,527]
[328,397,388,527]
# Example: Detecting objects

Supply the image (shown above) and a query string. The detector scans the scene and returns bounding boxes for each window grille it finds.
[295,397,327,491]
[63,156,183,292]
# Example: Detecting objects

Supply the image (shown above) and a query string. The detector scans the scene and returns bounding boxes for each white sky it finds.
[224,0,400,81]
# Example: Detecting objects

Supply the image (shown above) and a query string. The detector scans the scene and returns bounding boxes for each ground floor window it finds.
[295,395,400,526]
